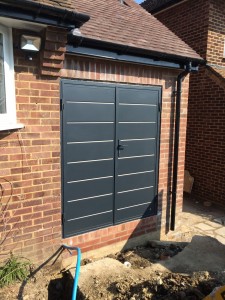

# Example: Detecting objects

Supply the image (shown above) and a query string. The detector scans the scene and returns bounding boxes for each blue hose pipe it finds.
[62,244,82,300]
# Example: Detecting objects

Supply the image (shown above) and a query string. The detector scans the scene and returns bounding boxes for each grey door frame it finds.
[60,79,161,238]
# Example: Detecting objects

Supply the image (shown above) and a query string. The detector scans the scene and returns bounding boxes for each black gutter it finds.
[170,62,195,231]
[0,0,90,29]
[67,45,184,70]
[68,35,204,67]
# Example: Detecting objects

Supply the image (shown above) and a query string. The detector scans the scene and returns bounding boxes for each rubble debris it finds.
[112,242,186,269]
[78,271,221,300]
[124,261,132,268]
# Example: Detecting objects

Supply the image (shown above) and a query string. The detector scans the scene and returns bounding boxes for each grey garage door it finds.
[61,80,161,238]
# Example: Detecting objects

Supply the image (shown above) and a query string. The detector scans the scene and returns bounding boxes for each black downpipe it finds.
[170,62,192,231]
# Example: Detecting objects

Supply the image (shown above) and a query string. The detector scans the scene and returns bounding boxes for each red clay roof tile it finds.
[28,0,203,61]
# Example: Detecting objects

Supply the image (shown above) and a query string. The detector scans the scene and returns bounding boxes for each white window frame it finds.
[0,24,23,131]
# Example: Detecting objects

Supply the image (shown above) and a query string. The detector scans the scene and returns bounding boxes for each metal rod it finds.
[170,63,192,231]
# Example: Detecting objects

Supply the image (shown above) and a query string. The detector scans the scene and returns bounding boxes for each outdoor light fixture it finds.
[71,28,82,37]
[20,35,41,52]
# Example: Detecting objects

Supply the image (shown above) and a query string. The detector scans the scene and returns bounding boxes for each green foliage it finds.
[0,254,31,287]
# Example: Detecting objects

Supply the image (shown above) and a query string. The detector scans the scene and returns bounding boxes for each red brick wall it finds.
[0,27,64,263]
[155,0,210,60]
[186,67,225,207]
[155,0,225,66]
[154,0,225,208]
[0,26,189,263]
[207,0,225,65]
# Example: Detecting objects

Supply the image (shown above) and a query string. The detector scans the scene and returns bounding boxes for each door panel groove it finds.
[121,138,155,141]
[67,101,114,105]
[67,140,113,144]
[119,103,157,106]
[117,186,154,194]
[119,122,156,124]
[67,158,113,164]
[67,122,114,124]
[68,210,113,222]
[118,154,154,159]
[67,175,114,184]
[68,193,113,203]
[117,201,152,211]
[118,170,154,177]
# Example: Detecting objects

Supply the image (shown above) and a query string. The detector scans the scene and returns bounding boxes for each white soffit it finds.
[0,17,46,32]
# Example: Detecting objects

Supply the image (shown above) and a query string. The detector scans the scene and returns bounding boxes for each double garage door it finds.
[61,80,161,238]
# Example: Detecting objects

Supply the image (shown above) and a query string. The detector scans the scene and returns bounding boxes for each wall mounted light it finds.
[71,28,82,37]
[20,35,41,52]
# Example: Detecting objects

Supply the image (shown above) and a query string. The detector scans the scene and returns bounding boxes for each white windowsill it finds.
[0,123,24,131]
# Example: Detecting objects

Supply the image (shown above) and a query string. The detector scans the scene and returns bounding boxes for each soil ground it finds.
[1,236,224,300]
[0,263,73,300]
[77,236,225,300]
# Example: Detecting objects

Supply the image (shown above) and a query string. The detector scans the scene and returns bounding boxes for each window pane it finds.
[0,33,6,114]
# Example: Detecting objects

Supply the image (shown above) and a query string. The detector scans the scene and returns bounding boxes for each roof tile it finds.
[28,0,202,61]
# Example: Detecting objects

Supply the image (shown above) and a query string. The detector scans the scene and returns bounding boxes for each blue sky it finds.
[135,0,144,3]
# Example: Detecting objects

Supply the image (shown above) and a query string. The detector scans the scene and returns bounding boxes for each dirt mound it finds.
[110,241,186,269]
[77,237,225,299]
[107,272,222,300]
[78,265,224,300]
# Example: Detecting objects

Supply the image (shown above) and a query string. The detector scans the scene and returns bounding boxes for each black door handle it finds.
[118,144,126,151]
[117,140,127,157]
